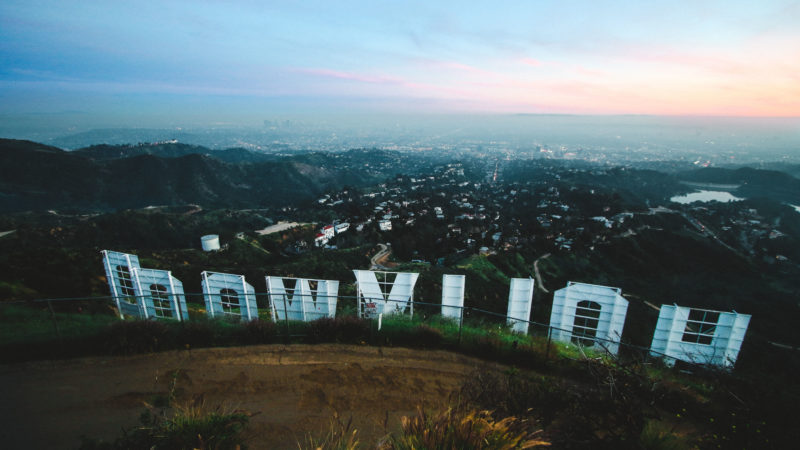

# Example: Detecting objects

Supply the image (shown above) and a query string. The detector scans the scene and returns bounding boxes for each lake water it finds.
[670,190,743,204]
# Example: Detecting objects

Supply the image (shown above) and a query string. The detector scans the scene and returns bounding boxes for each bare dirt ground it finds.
[0,344,498,449]
[255,221,307,236]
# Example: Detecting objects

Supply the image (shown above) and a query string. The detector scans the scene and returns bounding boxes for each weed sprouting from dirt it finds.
[300,412,360,450]
[639,420,690,450]
[79,401,250,450]
[79,374,252,450]
[300,407,549,450]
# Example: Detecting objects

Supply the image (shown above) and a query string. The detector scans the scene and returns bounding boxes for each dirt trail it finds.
[533,253,551,293]
[0,344,496,449]
[370,243,392,269]
[256,221,307,236]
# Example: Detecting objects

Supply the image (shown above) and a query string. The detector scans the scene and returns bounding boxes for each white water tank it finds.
[201,234,220,251]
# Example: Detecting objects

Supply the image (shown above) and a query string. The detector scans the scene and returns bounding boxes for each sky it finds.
[1,0,799,122]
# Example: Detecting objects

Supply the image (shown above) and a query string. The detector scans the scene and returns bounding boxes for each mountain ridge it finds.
[677,167,800,203]
[73,142,279,164]
[0,139,429,213]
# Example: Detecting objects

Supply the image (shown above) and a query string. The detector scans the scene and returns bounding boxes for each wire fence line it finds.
[1,291,698,367]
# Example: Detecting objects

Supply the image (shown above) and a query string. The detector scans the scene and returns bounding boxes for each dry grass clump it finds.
[300,407,549,450]
[387,406,549,450]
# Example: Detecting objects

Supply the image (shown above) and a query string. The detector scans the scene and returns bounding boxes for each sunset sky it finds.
[1,0,799,119]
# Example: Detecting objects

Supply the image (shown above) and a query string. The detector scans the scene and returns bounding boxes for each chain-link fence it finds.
[0,292,707,369]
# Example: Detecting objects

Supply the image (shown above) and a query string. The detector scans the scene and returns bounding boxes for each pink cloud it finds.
[435,61,489,75]
[292,57,799,117]
[516,57,610,78]
[520,57,543,67]
[294,66,478,100]
[412,58,511,81]
[616,43,790,79]
[293,68,404,85]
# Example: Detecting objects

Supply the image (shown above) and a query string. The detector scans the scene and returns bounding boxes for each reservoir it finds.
[670,190,743,204]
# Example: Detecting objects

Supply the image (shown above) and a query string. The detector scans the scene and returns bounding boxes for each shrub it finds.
[102,320,171,355]
[237,318,277,345]
[79,401,249,450]
[460,331,508,361]
[639,420,690,450]
[385,407,549,449]
[459,368,566,424]
[409,324,444,348]
[299,413,360,450]
[304,316,370,344]
[176,320,217,348]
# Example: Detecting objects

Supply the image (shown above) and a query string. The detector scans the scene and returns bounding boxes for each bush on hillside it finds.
[102,320,171,355]
[237,318,278,345]
[79,393,250,450]
[304,316,371,344]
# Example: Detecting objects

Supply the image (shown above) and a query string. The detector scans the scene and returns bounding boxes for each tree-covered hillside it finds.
[0,139,435,213]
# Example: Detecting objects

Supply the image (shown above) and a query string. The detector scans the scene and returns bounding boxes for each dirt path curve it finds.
[0,344,496,449]
[370,243,391,269]
[533,253,551,293]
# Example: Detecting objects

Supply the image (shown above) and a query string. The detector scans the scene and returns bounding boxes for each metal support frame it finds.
[102,250,125,319]
[167,271,182,322]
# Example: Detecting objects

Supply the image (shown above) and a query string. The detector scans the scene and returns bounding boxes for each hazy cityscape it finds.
[1,1,799,449]
[3,114,799,167]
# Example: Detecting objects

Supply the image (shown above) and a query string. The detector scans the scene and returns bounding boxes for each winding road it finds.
[370,243,392,269]
[533,253,551,293]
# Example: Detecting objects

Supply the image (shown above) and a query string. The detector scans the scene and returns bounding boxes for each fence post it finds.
[458,306,464,345]
[282,295,290,344]
[368,303,374,344]
[545,325,552,360]
[46,300,63,341]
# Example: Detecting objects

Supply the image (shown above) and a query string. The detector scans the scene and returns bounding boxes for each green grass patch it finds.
[456,255,509,283]
[0,302,629,385]
[0,303,118,345]
[0,280,38,299]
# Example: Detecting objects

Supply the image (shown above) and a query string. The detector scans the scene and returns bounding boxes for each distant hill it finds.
[0,139,104,211]
[0,139,429,213]
[502,159,686,206]
[48,128,203,150]
[678,167,800,203]
[740,162,800,179]
[73,142,278,164]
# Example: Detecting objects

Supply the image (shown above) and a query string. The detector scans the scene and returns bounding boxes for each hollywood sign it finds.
[102,250,750,368]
